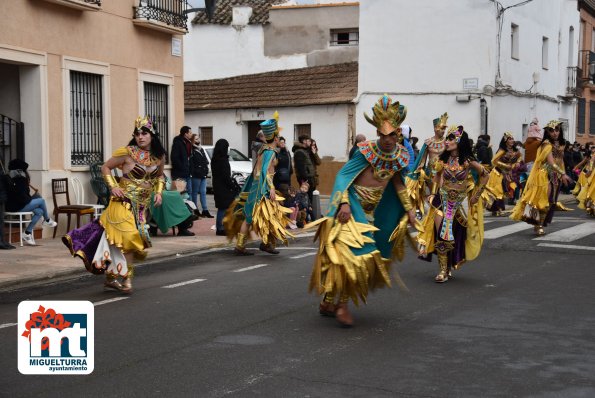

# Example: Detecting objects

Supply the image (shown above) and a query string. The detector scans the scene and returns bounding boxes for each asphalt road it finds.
[1,206,594,397]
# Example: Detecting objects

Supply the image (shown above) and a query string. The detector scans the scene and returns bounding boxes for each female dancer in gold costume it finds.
[417,126,489,283]
[573,144,595,216]
[510,120,573,235]
[485,132,523,216]
[64,116,165,293]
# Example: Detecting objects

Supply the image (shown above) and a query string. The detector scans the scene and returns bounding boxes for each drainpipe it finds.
[480,99,488,135]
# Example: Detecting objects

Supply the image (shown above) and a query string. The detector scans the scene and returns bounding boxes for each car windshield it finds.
[229,149,249,161]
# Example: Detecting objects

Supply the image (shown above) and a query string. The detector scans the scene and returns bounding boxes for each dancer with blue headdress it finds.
[308,95,419,327]
[224,112,292,255]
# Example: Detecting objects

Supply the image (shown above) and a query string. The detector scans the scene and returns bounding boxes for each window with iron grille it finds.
[294,124,311,141]
[200,126,213,145]
[578,98,585,135]
[590,100,595,135]
[144,82,169,161]
[70,71,104,166]
[330,29,359,46]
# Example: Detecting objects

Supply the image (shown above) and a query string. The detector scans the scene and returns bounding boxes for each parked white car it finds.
[201,146,252,190]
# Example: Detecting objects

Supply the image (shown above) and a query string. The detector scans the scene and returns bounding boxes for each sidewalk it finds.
[0,194,331,292]
[0,193,577,292]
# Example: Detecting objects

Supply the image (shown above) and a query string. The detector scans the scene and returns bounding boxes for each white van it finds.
[201,146,253,190]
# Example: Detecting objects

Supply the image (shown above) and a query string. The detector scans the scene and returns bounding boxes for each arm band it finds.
[154,178,165,195]
[103,174,118,190]
[396,188,413,212]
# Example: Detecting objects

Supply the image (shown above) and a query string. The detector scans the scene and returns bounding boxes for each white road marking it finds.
[94,297,130,306]
[233,264,269,272]
[276,247,316,250]
[296,231,316,238]
[289,252,317,259]
[537,243,595,251]
[0,323,17,329]
[484,223,534,239]
[162,278,207,289]
[533,222,595,242]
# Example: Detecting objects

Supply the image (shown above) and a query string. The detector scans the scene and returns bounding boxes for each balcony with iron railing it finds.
[38,0,100,11]
[579,50,595,87]
[133,0,189,35]
[567,66,581,97]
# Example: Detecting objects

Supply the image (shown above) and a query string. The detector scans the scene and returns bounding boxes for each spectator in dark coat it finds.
[349,134,366,159]
[170,126,194,194]
[293,135,315,188]
[476,134,493,166]
[5,159,57,246]
[212,139,237,236]
[274,136,292,191]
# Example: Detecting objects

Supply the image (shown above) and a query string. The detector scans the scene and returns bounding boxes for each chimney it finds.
[232,6,253,28]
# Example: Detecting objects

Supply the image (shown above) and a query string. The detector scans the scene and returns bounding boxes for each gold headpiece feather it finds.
[134,116,155,133]
[364,94,407,135]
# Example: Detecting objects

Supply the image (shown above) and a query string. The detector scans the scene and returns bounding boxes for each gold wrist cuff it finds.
[103,174,118,190]
[397,189,413,212]
[154,178,165,195]
[430,183,438,195]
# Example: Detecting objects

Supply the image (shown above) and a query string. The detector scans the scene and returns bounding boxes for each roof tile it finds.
[192,0,287,25]
[185,62,358,110]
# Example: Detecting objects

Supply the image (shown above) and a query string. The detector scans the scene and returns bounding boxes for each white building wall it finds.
[184,23,307,80]
[357,0,579,143]
[184,104,351,160]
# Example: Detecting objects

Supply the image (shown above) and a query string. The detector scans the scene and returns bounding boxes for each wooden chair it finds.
[51,178,95,238]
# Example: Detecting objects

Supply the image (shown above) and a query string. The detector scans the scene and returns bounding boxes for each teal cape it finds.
[327,150,406,259]
[240,147,277,223]
[405,142,428,181]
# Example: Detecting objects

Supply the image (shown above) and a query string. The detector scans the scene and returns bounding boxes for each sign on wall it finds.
[463,78,479,90]
[172,38,182,57]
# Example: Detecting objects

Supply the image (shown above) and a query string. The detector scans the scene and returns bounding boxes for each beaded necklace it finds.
[128,145,155,167]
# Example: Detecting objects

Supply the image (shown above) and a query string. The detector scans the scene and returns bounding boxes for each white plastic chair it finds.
[4,211,34,247]
[72,177,104,220]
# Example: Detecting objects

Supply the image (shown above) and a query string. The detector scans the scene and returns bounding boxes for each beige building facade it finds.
[0,0,187,236]
[577,0,595,145]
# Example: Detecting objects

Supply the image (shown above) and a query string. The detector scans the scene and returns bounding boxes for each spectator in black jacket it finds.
[5,159,57,246]
[190,134,213,218]
[211,139,237,236]
[476,134,493,167]
[274,136,292,191]
[171,126,194,195]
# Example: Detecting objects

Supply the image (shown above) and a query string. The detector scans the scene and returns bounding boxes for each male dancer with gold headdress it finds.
[406,112,449,215]
[308,95,418,327]
[63,116,166,293]
[224,112,292,255]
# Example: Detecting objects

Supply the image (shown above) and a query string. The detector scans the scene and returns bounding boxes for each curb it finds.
[0,231,315,293]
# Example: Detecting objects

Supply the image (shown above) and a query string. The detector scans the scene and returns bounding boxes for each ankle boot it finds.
[234,232,254,256]
[104,275,123,292]
[435,256,449,283]
[335,302,353,327]
[259,242,279,254]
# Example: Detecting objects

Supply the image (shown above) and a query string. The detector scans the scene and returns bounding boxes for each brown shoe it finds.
[319,301,336,317]
[234,247,254,256]
[259,242,280,254]
[335,303,354,327]
[121,278,133,294]
[104,279,123,292]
